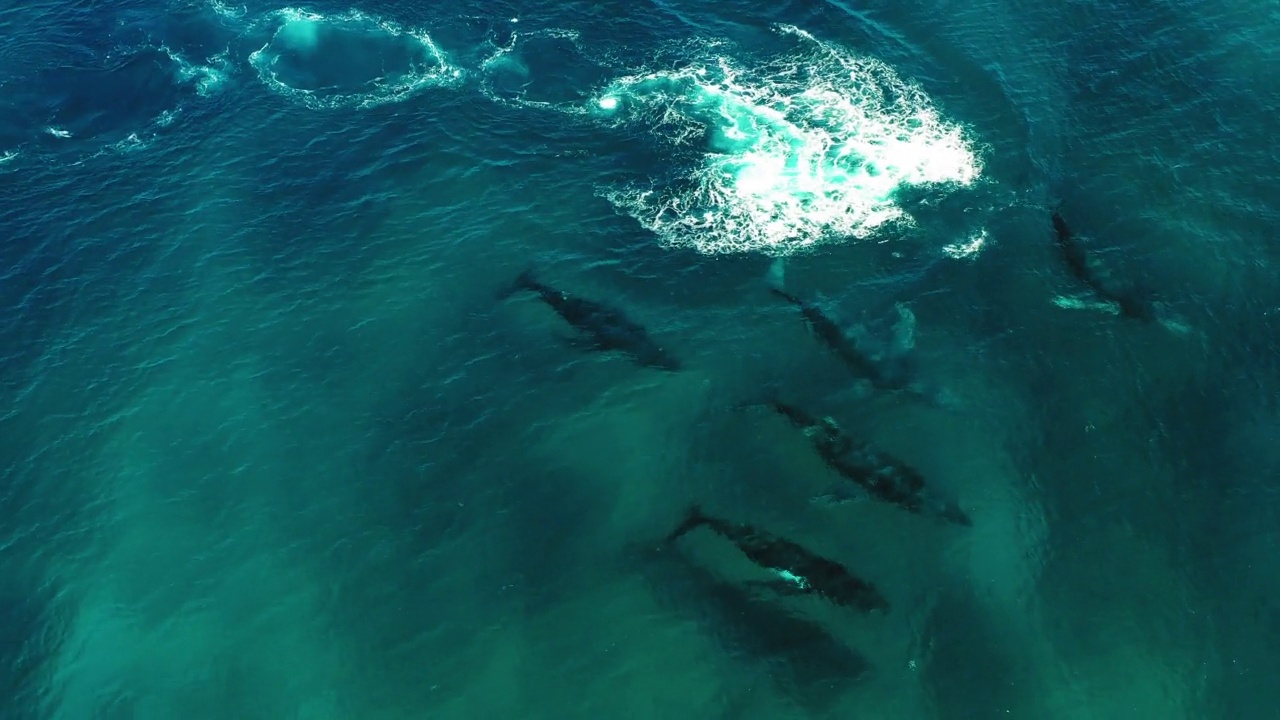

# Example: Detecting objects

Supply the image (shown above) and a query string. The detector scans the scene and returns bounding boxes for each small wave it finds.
[591,25,984,256]
[479,27,614,112]
[109,132,150,154]
[208,0,248,22]
[248,7,462,110]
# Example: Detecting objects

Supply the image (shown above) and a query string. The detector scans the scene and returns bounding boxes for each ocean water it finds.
[1,0,1279,717]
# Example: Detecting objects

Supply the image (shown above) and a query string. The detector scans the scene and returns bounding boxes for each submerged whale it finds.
[503,269,680,371]
[763,398,972,526]
[637,542,871,711]
[765,259,908,389]
[764,259,952,405]
[666,505,889,614]
[1050,210,1156,321]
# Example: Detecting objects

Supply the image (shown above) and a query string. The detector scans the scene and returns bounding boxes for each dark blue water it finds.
[2,0,1279,717]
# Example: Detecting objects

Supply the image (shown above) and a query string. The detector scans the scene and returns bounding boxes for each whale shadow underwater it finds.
[635,541,872,714]
[500,268,682,372]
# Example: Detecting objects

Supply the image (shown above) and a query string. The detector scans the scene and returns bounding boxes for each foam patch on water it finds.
[249,8,462,110]
[209,0,247,21]
[943,229,988,259]
[591,25,983,255]
[162,45,231,98]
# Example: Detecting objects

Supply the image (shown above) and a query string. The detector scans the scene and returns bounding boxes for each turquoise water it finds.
[2,0,1279,717]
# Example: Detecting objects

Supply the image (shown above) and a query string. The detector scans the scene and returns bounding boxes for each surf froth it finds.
[592,25,984,256]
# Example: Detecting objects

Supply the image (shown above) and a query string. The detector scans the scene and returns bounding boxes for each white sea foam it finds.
[943,229,989,259]
[249,8,462,110]
[161,45,231,97]
[591,25,984,256]
[208,0,248,21]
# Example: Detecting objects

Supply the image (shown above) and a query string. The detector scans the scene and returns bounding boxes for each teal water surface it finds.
[2,0,1279,718]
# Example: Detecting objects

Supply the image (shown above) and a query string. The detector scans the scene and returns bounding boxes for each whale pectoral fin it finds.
[810,483,868,506]
[912,381,962,410]
[1157,313,1195,337]
[556,331,598,352]
[840,318,868,342]
[742,578,812,599]
[890,302,917,352]
[829,378,876,404]
[924,497,973,527]
[1052,294,1120,314]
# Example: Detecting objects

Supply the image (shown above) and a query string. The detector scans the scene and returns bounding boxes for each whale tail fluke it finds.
[765,257,806,306]
[889,302,917,354]
[498,267,539,300]
[766,257,786,291]
[729,381,783,414]
[666,504,709,544]
[931,498,974,527]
